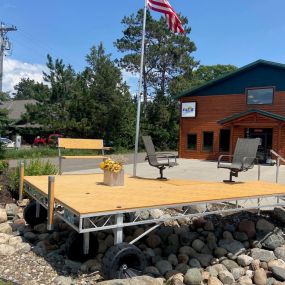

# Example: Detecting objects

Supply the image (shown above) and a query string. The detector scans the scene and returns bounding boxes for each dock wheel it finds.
[23,201,47,227]
[103,243,146,279]
[66,232,99,262]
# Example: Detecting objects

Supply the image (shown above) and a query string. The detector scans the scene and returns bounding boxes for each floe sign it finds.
[181,102,196,117]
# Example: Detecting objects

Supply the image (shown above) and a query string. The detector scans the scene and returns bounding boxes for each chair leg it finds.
[223,170,238,183]
[158,167,167,180]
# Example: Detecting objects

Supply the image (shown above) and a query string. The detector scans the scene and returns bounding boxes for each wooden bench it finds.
[58,138,111,174]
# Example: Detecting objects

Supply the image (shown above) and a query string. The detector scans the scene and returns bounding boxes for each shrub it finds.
[0,160,8,173]
[8,158,58,199]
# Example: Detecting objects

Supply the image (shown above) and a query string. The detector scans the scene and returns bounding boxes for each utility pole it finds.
[0,22,17,92]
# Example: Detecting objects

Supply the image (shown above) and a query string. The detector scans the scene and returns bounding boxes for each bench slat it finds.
[61,155,107,159]
[58,138,104,149]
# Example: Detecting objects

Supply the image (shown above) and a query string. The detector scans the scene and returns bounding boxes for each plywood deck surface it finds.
[24,174,285,215]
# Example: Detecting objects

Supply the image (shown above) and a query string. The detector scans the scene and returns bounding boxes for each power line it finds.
[0,22,17,92]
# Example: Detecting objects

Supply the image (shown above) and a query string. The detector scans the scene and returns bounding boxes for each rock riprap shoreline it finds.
[0,200,285,284]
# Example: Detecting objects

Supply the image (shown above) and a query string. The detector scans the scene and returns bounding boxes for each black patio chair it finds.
[142,136,178,180]
[218,138,261,182]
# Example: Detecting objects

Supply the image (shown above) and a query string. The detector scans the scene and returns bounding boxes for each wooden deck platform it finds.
[24,174,285,215]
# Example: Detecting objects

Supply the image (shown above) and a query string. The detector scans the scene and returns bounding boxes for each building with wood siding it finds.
[178,60,285,162]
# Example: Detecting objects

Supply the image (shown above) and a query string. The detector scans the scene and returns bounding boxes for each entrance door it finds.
[245,128,273,163]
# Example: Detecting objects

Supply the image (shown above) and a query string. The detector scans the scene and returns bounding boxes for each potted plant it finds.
[100,158,124,186]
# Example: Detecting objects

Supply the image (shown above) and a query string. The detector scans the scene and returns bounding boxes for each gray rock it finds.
[237,254,253,267]
[253,268,267,285]
[144,266,161,277]
[223,231,234,240]
[271,265,285,281]
[80,259,101,273]
[5,203,18,218]
[211,264,227,273]
[188,258,201,268]
[155,260,172,276]
[53,276,72,285]
[192,239,205,252]
[179,246,196,256]
[224,224,236,233]
[168,234,180,247]
[0,208,7,223]
[134,210,150,220]
[64,259,82,273]
[262,233,284,250]
[204,221,214,231]
[218,270,235,284]
[0,222,12,234]
[180,232,198,246]
[98,276,164,285]
[193,253,213,267]
[175,263,190,274]
[231,267,245,280]
[184,268,202,285]
[206,266,218,277]
[256,219,275,233]
[251,248,276,262]
[221,259,240,271]
[0,233,10,244]
[218,239,245,254]
[168,253,178,267]
[214,247,227,258]
[24,231,37,242]
[275,247,285,261]
[274,207,285,223]
[238,276,253,285]
[0,244,16,255]
[233,231,248,242]
[33,223,47,233]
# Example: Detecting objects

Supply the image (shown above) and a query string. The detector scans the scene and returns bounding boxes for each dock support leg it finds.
[114,214,124,245]
[36,202,40,218]
[258,164,261,181]
[83,232,90,255]
[19,161,24,201]
[257,198,261,215]
[47,176,55,231]
[59,149,62,175]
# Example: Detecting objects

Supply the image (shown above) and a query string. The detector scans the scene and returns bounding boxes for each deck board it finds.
[24,174,285,215]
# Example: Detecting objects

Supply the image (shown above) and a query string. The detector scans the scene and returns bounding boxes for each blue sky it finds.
[1,0,285,92]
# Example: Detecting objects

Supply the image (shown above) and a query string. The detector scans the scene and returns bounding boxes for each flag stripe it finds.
[147,0,184,34]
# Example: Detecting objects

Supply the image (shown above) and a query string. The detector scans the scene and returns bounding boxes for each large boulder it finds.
[184,268,202,285]
[238,220,256,238]
[0,208,7,223]
[98,276,164,285]
[251,248,276,262]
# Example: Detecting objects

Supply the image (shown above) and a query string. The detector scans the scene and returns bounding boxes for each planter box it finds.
[103,170,124,186]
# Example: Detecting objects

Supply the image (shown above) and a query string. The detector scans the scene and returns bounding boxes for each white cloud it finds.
[122,69,139,94]
[2,58,47,93]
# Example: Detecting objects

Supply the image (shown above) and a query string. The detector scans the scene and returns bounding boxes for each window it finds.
[203,132,214,152]
[187,134,197,150]
[247,87,274,105]
[219,129,231,152]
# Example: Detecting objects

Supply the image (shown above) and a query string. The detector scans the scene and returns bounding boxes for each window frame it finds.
[246,86,275,105]
[202,131,214,152]
[186,133,197,151]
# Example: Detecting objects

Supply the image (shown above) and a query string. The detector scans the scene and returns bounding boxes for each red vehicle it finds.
[33,134,63,147]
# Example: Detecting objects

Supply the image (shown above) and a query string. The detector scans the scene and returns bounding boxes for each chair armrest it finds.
[217,155,233,168]
[241,156,258,169]
[156,153,177,165]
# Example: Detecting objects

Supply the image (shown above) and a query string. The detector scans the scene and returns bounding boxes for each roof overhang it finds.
[218,109,285,126]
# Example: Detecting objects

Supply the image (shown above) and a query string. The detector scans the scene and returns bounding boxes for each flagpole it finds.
[133,0,148,177]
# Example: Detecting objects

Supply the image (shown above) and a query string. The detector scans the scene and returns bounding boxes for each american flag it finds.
[147,0,184,34]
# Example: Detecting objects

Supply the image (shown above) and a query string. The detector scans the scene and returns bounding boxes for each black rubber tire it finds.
[23,201,47,227]
[66,232,99,262]
[102,243,146,279]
